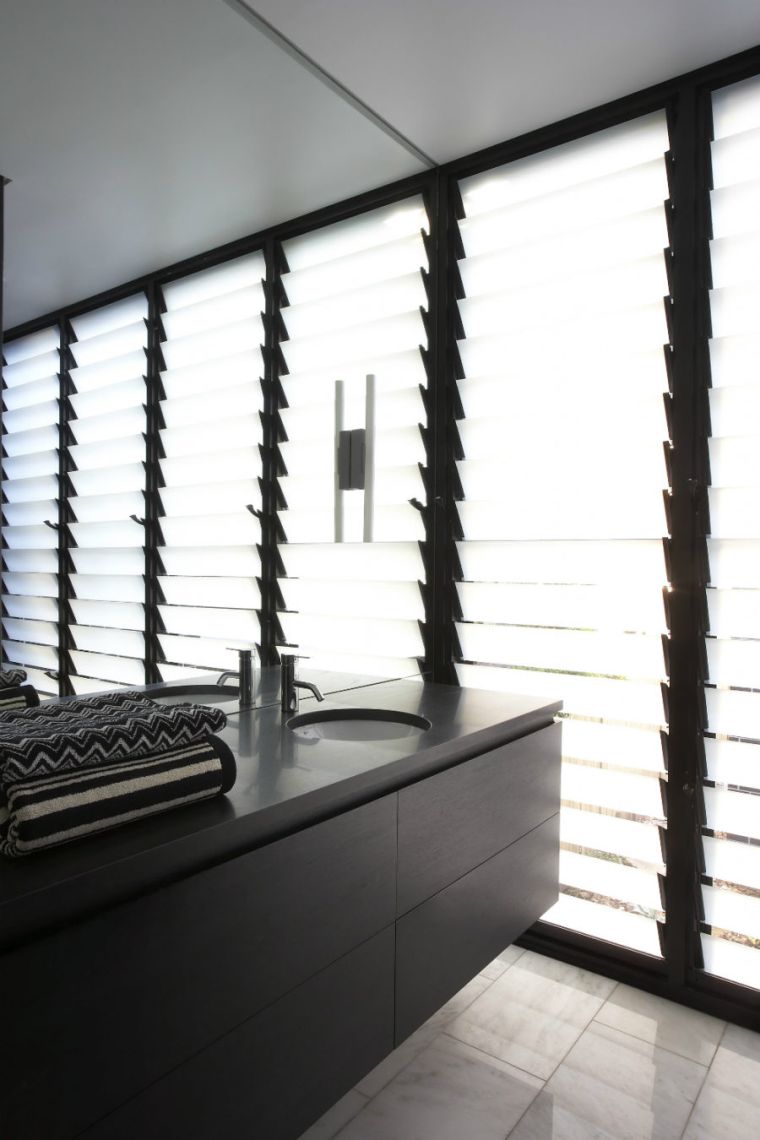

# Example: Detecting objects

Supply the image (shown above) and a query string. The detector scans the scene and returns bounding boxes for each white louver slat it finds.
[67,296,148,693]
[2,328,60,696]
[454,113,673,957]
[700,74,760,992]
[278,200,429,677]
[157,253,265,679]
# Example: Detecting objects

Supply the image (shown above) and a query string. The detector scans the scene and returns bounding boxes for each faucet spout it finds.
[217,648,256,708]
[281,654,322,715]
[294,679,324,702]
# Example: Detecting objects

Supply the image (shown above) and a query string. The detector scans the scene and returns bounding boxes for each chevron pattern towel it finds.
[2,690,155,716]
[0,701,227,798]
[1,735,236,857]
[0,691,155,732]
[0,667,29,689]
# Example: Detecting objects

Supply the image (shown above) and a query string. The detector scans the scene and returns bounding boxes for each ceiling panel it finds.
[251,0,760,162]
[0,0,424,328]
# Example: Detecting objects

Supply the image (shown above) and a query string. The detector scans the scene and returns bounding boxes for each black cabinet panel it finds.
[395,814,560,1043]
[397,722,561,914]
[0,796,396,1140]
[83,926,395,1140]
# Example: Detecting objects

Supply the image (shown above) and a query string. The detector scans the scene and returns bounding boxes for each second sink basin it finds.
[288,707,431,742]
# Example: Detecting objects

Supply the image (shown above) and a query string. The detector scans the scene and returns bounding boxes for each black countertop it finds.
[0,673,560,951]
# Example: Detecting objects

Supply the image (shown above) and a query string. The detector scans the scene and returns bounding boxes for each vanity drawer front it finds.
[1,795,396,1140]
[81,926,396,1140]
[397,721,561,914]
[395,813,560,1043]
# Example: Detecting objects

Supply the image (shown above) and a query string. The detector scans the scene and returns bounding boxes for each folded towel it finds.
[0,668,28,689]
[0,691,154,731]
[0,686,40,712]
[0,703,227,799]
[0,735,236,857]
[0,689,157,723]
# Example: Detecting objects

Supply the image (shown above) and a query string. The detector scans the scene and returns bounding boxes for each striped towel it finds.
[0,703,227,798]
[0,686,40,712]
[0,735,236,857]
[0,667,29,689]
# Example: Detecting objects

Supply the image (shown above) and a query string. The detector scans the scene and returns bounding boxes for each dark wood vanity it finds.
[0,678,561,1139]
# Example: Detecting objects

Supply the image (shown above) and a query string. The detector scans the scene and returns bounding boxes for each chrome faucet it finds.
[217,648,255,708]
[280,653,324,715]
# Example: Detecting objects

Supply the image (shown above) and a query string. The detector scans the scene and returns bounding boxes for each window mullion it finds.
[662,85,713,989]
[59,317,73,696]
[144,282,162,685]
[260,236,283,667]
[426,170,459,684]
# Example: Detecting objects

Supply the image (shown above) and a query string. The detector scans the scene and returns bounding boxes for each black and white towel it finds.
[0,690,154,731]
[1,735,236,857]
[0,703,227,798]
[0,690,153,722]
[0,667,29,689]
[0,686,40,712]
[0,668,38,710]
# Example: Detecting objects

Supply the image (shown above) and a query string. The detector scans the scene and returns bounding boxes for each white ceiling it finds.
[3,0,760,329]
[253,0,760,162]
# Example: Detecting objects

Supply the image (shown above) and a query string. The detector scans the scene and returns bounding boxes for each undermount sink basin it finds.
[287,707,432,742]
[148,684,239,707]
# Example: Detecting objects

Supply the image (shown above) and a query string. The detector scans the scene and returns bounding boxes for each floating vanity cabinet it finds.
[1,685,561,1140]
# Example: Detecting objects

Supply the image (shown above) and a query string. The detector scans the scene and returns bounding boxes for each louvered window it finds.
[700,75,760,990]
[454,115,673,955]
[1,328,60,696]
[157,254,265,680]
[277,201,428,676]
[67,296,148,693]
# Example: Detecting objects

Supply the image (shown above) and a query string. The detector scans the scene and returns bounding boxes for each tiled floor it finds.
[298,948,760,1140]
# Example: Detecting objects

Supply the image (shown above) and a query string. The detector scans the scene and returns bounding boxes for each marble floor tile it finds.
[508,1090,624,1140]
[594,982,726,1065]
[529,1021,707,1140]
[701,1022,760,1103]
[682,1023,760,1140]
[480,943,526,981]
[446,949,616,1079]
[297,1089,368,1140]
[356,973,492,1098]
[682,1084,760,1140]
[337,1035,542,1140]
